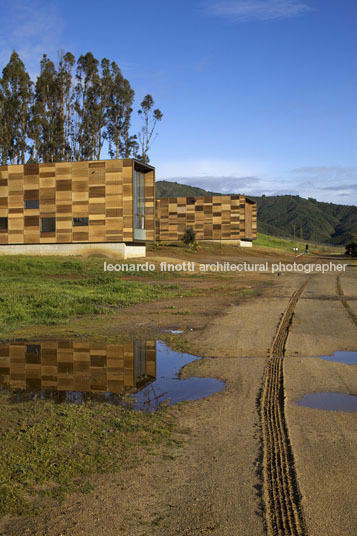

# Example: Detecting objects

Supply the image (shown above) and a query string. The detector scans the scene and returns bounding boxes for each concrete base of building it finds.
[204,239,253,247]
[0,242,146,259]
[239,240,253,247]
[158,239,254,247]
[208,239,241,246]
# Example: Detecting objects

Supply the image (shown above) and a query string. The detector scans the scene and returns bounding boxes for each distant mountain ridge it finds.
[155,180,220,198]
[155,180,356,245]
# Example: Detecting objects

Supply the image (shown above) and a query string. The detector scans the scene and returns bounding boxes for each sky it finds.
[0,0,356,204]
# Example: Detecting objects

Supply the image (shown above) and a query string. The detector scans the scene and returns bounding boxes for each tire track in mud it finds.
[336,275,357,329]
[261,280,309,536]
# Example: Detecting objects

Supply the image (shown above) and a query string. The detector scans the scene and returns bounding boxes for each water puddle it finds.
[131,341,224,411]
[297,392,357,412]
[0,340,224,411]
[309,351,357,365]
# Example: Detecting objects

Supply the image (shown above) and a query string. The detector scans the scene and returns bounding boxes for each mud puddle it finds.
[131,340,224,411]
[297,392,357,412]
[0,339,224,411]
[162,329,185,334]
[309,351,357,365]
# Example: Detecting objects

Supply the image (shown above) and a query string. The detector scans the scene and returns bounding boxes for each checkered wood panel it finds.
[0,341,156,395]
[155,195,257,242]
[0,159,155,245]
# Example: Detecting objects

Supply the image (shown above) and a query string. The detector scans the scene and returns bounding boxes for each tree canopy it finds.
[0,51,163,165]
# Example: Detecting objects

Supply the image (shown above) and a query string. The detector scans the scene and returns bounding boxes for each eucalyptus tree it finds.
[93,57,112,160]
[0,90,9,164]
[31,54,61,162]
[137,94,163,163]
[57,51,75,161]
[73,52,97,160]
[120,78,137,158]
[0,51,33,164]
[0,50,164,165]
[106,62,135,159]
[74,52,107,160]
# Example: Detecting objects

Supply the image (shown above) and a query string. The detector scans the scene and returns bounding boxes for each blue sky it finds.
[0,0,356,204]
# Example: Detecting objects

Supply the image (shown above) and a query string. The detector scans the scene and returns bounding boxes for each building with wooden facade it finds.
[0,158,257,256]
[0,159,154,258]
[155,195,257,245]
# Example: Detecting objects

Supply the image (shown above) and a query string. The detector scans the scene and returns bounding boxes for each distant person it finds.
[305,243,309,255]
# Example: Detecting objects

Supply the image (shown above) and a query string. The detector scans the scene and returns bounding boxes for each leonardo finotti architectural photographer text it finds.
[103,261,347,274]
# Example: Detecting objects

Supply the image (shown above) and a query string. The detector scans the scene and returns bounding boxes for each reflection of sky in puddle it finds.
[297,392,357,412]
[131,341,224,412]
[0,340,223,411]
[309,351,357,365]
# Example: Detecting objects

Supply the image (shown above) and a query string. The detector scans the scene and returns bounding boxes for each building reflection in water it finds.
[0,340,156,403]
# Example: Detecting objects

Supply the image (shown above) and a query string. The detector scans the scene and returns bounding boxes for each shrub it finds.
[183,226,196,245]
[345,235,357,257]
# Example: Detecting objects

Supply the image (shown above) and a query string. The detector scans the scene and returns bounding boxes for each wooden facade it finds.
[155,195,257,242]
[0,340,156,396]
[0,159,155,245]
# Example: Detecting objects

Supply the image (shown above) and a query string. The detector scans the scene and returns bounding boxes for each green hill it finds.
[155,180,220,198]
[155,181,356,245]
[250,195,357,245]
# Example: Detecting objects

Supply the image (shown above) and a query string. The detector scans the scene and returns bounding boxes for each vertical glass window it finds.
[134,170,145,230]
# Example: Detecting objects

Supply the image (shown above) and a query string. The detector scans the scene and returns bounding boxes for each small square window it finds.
[26,344,41,355]
[0,217,8,230]
[40,217,56,233]
[25,344,41,365]
[24,199,39,209]
[73,217,89,227]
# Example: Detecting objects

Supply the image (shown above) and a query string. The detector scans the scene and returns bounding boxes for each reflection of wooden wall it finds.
[155,195,257,242]
[0,341,156,395]
[0,159,155,245]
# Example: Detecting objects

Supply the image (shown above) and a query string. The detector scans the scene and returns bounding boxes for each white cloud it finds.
[156,159,357,204]
[204,0,312,21]
[157,156,288,195]
[157,157,267,179]
[0,0,66,79]
[289,166,357,203]
[291,166,357,181]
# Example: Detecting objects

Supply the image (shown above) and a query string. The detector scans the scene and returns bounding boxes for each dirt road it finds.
[1,260,356,536]
[284,269,357,536]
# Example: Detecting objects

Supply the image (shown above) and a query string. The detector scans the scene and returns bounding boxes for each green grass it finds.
[254,233,306,253]
[255,233,345,254]
[0,256,181,337]
[0,392,175,517]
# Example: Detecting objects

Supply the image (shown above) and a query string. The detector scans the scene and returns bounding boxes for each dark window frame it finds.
[24,199,40,209]
[40,217,56,233]
[73,217,89,227]
[0,217,8,230]
[25,344,41,355]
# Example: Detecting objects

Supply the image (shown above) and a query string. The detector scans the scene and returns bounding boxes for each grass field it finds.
[255,233,345,254]
[0,256,186,519]
[254,233,302,252]
[0,391,176,516]
[0,256,181,337]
